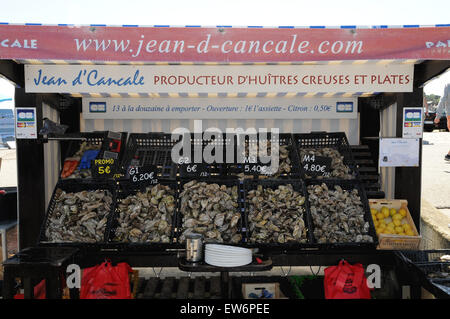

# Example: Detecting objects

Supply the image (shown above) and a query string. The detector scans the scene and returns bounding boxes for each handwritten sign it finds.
[128,165,158,184]
[301,155,332,177]
[91,158,117,179]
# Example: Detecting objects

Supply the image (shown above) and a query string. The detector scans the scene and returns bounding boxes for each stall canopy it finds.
[0,23,449,62]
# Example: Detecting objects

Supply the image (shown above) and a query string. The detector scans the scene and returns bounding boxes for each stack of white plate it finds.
[205,244,252,267]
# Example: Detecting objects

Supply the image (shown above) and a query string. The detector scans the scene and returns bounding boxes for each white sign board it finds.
[379,138,420,167]
[15,107,37,139]
[82,97,358,120]
[402,107,423,138]
[25,64,414,94]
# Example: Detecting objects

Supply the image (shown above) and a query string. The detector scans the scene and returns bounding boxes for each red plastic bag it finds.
[324,259,371,299]
[14,279,46,299]
[80,260,133,299]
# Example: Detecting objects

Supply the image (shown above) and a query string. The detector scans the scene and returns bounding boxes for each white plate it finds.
[205,256,252,267]
[205,244,251,253]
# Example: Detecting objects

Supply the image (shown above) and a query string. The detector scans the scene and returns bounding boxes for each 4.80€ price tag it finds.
[301,154,332,178]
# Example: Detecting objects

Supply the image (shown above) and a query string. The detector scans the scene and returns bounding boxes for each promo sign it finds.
[82,97,358,119]
[25,64,414,94]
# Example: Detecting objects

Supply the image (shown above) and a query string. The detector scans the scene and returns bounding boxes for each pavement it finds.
[0,149,17,188]
[422,131,450,220]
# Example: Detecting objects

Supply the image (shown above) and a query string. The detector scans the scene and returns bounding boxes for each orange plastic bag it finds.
[80,260,133,299]
[324,259,371,299]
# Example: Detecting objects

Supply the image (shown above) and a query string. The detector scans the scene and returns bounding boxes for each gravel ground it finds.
[422,131,450,219]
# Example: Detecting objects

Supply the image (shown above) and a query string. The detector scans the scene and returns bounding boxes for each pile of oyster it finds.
[179,180,242,243]
[113,184,176,243]
[45,189,112,242]
[238,139,292,179]
[307,183,374,243]
[247,184,308,244]
[64,141,102,179]
[300,148,354,179]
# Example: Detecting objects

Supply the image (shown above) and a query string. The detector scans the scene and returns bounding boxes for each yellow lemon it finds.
[378,221,386,228]
[389,208,397,217]
[371,208,378,215]
[398,232,406,236]
[406,230,414,236]
[381,207,390,218]
[387,222,395,229]
[373,220,379,227]
[392,214,402,221]
[393,219,402,227]
[395,226,404,234]
[398,208,407,217]
[376,213,385,220]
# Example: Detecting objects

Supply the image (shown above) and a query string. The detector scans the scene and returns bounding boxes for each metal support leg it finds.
[221,271,230,299]
[1,229,6,262]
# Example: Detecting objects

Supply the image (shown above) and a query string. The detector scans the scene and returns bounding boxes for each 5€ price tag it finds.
[91,158,117,179]
[301,155,332,178]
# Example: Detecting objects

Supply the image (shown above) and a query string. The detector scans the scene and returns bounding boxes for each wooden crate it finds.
[369,199,421,250]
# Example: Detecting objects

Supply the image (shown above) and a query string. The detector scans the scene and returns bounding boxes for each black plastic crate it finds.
[178,133,234,178]
[60,131,127,181]
[105,180,178,250]
[413,263,450,299]
[176,178,246,244]
[121,133,181,180]
[243,179,314,249]
[294,132,359,180]
[397,250,450,265]
[38,180,117,246]
[232,133,302,179]
[304,179,378,249]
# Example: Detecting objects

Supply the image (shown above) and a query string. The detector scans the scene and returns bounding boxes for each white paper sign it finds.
[82,97,357,119]
[25,64,414,94]
[379,138,419,167]
[15,107,37,139]
[402,107,423,138]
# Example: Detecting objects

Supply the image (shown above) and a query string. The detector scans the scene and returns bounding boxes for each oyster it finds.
[247,184,308,243]
[300,148,354,179]
[63,141,102,179]
[307,183,374,243]
[113,184,175,243]
[238,138,292,179]
[179,180,242,243]
[44,189,112,242]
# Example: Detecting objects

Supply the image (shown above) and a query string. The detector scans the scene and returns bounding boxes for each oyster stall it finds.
[0,23,449,299]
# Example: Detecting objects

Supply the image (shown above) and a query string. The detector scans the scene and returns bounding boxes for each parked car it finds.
[424,110,448,132]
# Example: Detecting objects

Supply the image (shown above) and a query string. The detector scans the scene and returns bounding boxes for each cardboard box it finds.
[369,199,421,250]
[242,282,287,299]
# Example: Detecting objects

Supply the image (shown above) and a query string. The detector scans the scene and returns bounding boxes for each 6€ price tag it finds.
[128,165,158,184]
[301,155,332,178]
[91,158,117,179]
[180,163,210,177]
